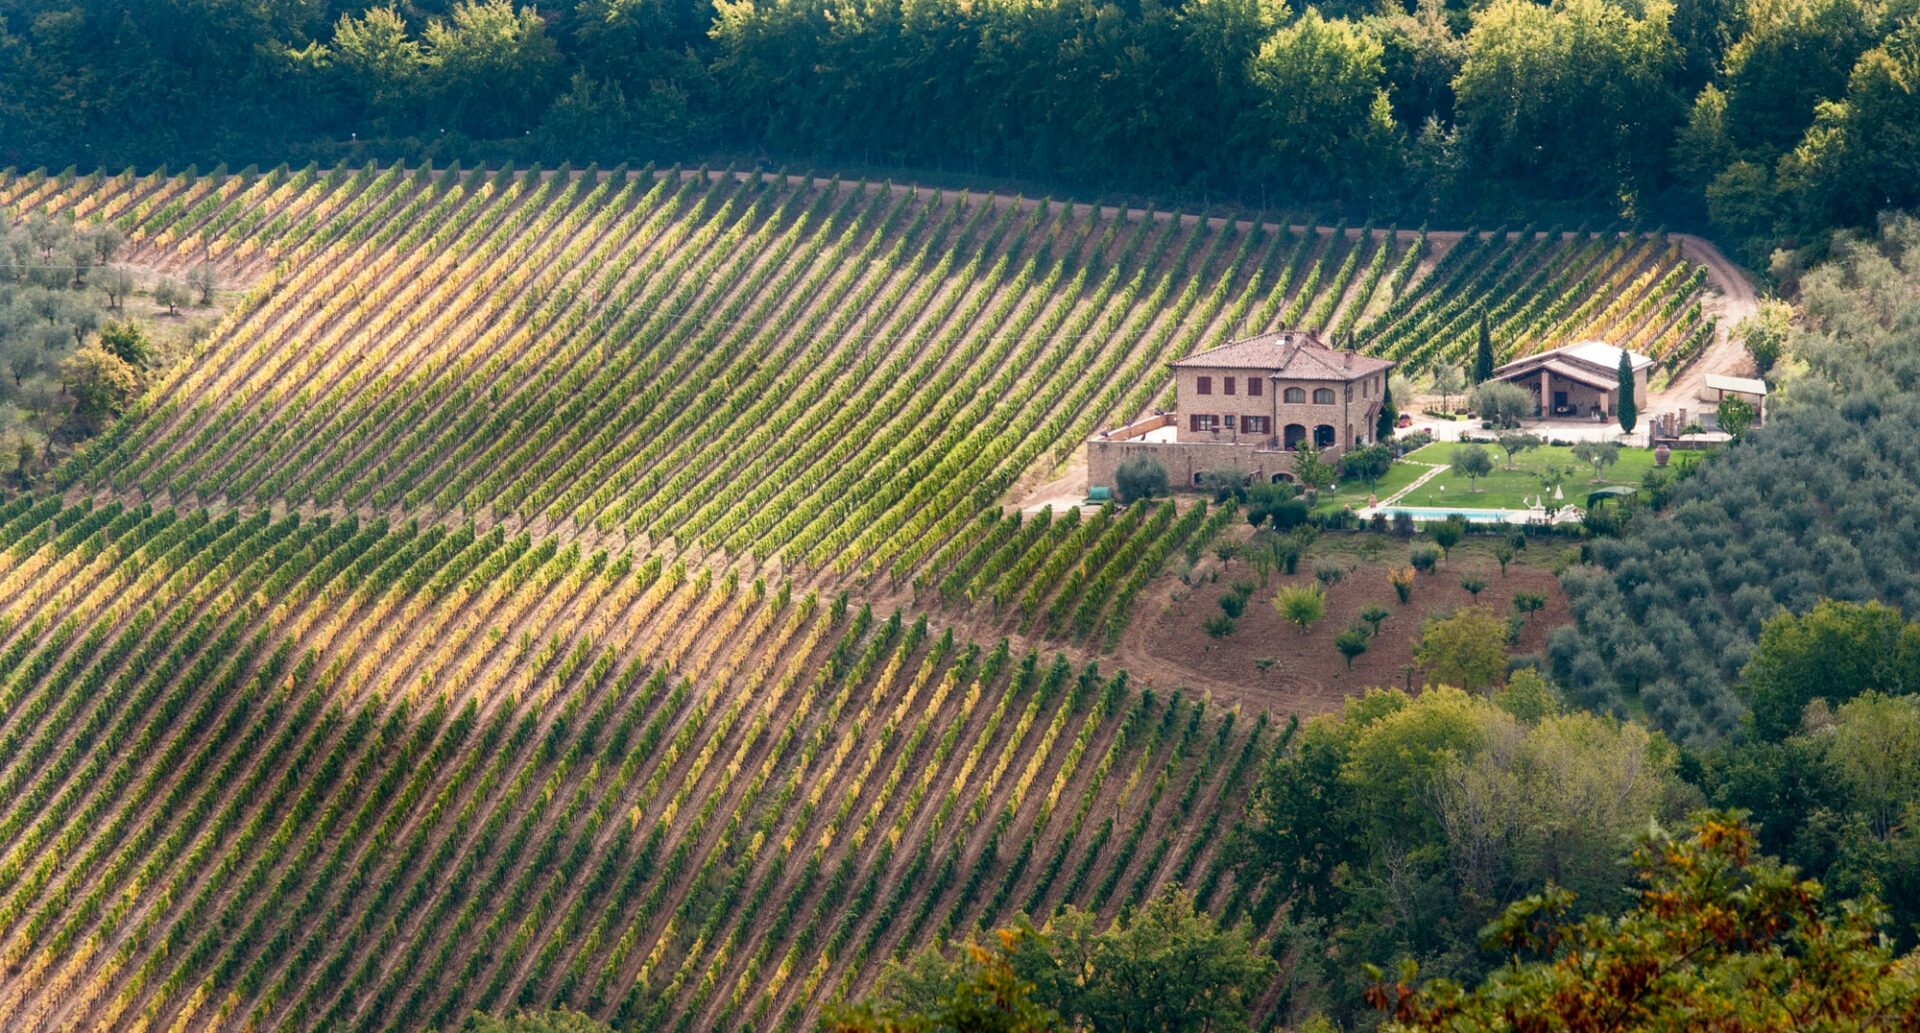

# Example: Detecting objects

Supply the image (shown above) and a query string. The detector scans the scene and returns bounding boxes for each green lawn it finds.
[1397,442,1654,508]
[1318,456,1435,512]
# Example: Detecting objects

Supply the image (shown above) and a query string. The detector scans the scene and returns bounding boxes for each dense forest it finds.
[1,0,1917,261]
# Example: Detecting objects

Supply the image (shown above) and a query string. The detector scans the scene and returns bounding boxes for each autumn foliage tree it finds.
[1367,813,1920,1031]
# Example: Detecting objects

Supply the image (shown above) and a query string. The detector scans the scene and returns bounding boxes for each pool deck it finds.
[1357,504,1584,525]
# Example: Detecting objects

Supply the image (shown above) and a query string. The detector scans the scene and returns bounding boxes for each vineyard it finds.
[0,497,1276,1031]
[0,164,1720,1029]
[5,167,1709,598]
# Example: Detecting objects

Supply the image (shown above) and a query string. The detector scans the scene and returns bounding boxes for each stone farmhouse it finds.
[1088,331,1394,491]
[1489,340,1653,420]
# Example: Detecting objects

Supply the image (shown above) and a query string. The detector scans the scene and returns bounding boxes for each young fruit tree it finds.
[1273,583,1326,632]
[1335,624,1370,669]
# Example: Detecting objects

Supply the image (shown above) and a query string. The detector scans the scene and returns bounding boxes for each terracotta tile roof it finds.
[1537,359,1616,391]
[1171,330,1393,380]
[1494,340,1655,380]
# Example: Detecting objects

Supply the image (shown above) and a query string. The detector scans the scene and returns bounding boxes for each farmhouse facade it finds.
[1490,341,1653,420]
[1088,331,1394,491]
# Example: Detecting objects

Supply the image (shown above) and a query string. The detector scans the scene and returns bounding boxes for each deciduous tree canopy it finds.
[0,0,1913,251]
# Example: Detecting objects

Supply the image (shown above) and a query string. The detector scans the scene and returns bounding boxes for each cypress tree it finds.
[1376,379,1397,441]
[1616,348,1637,434]
[1472,309,1496,384]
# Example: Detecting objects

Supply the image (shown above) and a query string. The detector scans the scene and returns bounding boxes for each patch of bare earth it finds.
[1132,554,1571,712]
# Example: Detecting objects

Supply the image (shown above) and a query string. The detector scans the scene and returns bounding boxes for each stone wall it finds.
[1088,437,1299,493]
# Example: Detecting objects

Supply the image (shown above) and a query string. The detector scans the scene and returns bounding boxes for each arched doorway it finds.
[1313,424,1336,448]
[1271,472,1296,484]
[1283,424,1307,450]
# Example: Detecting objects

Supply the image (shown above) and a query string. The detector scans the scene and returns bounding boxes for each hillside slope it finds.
[0,164,1727,1030]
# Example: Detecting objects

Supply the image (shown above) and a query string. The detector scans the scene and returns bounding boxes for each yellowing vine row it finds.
[0,497,1271,1031]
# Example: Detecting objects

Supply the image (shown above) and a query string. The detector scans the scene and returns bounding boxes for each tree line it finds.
[1,0,1914,261]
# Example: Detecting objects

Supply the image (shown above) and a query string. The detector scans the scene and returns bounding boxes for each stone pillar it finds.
[1538,368,1549,417]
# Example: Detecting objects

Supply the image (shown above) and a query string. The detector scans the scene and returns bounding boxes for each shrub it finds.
[1717,396,1757,439]
[1335,624,1370,669]
[1197,468,1248,502]
[1431,517,1465,558]
[1470,381,1533,427]
[1494,542,1516,575]
[1341,444,1394,485]
[1410,545,1440,573]
[1269,536,1302,575]
[1202,613,1237,639]
[1461,576,1487,596]
[1272,583,1326,632]
[1391,511,1416,538]
[1114,455,1169,502]
[1394,429,1434,454]
[1359,603,1390,634]
[1512,592,1547,616]
[1219,580,1253,619]
[1388,565,1415,603]
[1268,497,1311,530]
[1313,558,1349,587]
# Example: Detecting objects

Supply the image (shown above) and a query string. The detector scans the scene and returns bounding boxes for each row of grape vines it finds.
[5,168,1344,627]
[0,496,1275,1031]
[7,168,1714,627]
[1355,229,1711,373]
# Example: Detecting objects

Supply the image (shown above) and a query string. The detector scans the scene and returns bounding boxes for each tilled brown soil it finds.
[1136,555,1571,709]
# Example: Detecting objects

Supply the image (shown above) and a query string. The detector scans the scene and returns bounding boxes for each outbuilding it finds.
[1489,341,1654,420]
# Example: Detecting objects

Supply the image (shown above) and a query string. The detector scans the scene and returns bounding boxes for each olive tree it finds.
[1470,381,1532,427]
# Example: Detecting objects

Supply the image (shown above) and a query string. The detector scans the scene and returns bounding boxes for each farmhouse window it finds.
[1224,377,1236,395]
[1189,414,1220,432]
[1248,378,1262,397]
[1284,387,1305,403]
[1243,416,1271,434]
[1313,388,1336,405]
[1197,376,1212,395]
[1224,414,1236,429]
